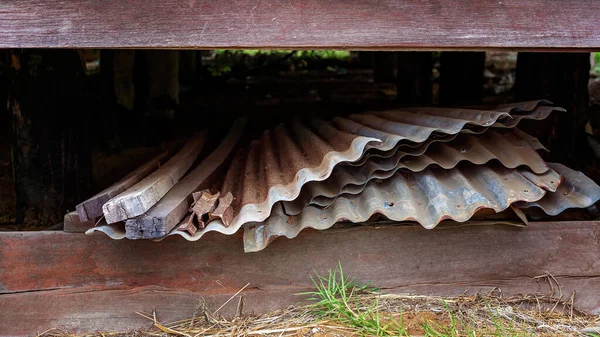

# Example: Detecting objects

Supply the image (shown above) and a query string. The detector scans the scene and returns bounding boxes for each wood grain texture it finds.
[0,0,599,50]
[102,132,207,223]
[0,221,599,336]
[76,150,170,222]
[125,120,246,239]
[63,211,95,233]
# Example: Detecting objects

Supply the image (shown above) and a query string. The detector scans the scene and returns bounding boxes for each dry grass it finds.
[39,278,600,337]
[38,292,600,337]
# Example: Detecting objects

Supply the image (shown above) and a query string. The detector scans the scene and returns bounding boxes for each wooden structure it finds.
[1,1,599,336]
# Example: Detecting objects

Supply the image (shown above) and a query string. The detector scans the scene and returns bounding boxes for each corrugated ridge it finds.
[283,129,551,215]
[515,162,600,215]
[187,101,558,241]
[243,164,551,252]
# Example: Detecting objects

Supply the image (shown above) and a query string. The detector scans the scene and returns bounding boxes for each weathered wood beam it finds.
[76,150,170,222]
[0,221,599,336]
[124,119,246,239]
[102,132,207,223]
[0,1,599,50]
[373,52,396,83]
[396,52,433,104]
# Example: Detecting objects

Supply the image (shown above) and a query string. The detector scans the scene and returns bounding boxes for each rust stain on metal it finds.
[209,192,234,227]
[177,215,198,235]
[86,101,571,246]
[180,101,559,242]
[243,164,556,252]
[516,163,600,216]
[284,129,551,215]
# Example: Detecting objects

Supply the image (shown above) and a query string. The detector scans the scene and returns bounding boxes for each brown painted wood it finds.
[76,150,170,222]
[0,1,599,50]
[125,119,246,239]
[102,132,207,224]
[0,221,599,335]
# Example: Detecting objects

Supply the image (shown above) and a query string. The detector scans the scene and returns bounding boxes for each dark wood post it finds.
[515,52,590,165]
[439,52,486,106]
[7,50,91,227]
[396,52,433,105]
[373,52,396,83]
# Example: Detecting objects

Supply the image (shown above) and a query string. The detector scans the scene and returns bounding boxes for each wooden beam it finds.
[0,1,599,50]
[124,119,246,239]
[102,132,207,223]
[76,150,170,222]
[63,211,95,233]
[0,221,599,335]
[396,52,433,104]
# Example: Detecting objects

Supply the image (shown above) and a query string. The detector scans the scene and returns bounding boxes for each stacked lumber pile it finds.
[78,101,600,253]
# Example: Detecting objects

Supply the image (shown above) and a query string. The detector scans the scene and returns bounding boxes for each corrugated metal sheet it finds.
[180,101,560,242]
[284,129,551,215]
[86,101,564,243]
[243,164,554,252]
[516,163,600,215]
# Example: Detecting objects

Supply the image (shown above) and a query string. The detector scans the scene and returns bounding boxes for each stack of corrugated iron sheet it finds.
[83,100,600,252]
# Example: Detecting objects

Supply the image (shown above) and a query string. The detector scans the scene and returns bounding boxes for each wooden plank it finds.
[76,150,170,222]
[0,1,599,50]
[2,276,598,337]
[102,132,207,223]
[63,211,95,233]
[0,221,599,336]
[396,52,433,105]
[125,120,246,239]
[0,286,303,336]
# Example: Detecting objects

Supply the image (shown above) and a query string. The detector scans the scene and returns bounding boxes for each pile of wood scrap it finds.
[65,119,246,236]
[81,101,600,253]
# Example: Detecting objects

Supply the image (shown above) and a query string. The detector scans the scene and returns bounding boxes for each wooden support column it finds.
[515,52,590,165]
[373,52,396,83]
[356,51,374,69]
[396,52,433,105]
[439,52,485,106]
[7,50,91,227]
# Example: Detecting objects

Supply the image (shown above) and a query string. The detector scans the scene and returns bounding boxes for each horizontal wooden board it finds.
[0,222,599,335]
[0,0,599,50]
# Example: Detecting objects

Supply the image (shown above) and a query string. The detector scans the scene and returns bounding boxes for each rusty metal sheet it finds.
[243,164,552,252]
[516,163,600,215]
[348,127,547,167]
[86,101,560,242]
[185,102,559,242]
[283,129,552,215]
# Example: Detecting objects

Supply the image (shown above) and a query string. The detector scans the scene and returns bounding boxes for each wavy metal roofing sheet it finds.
[86,101,562,242]
[515,162,600,215]
[283,129,551,215]
[243,164,555,252]
[181,101,560,242]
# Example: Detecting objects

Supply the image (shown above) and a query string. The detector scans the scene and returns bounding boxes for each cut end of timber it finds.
[75,203,90,222]
[125,217,167,239]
